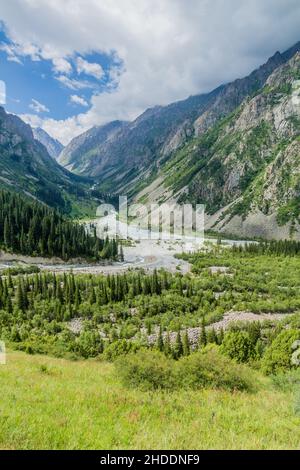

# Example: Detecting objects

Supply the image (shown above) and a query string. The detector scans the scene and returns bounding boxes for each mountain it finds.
[59,120,127,175]
[0,107,96,216]
[32,127,64,160]
[59,41,300,199]
[136,52,300,240]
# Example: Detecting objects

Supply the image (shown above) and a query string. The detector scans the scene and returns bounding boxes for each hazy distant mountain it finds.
[33,127,64,160]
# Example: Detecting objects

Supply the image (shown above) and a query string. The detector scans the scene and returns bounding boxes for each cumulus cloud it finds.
[1,0,300,144]
[29,98,49,113]
[76,57,104,79]
[0,42,22,63]
[20,112,90,144]
[70,94,89,107]
[55,74,96,90]
[52,57,72,74]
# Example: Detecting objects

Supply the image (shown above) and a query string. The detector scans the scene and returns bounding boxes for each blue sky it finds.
[0,1,299,145]
[0,26,121,122]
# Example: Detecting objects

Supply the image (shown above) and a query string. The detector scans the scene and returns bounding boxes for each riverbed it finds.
[0,236,253,275]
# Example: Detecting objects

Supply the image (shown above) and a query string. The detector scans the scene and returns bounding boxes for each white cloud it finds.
[29,98,49,113]
[0,40,41,62]
[70,94,89,107]
[55,74,96,90]
[20,112,90,145]
[0,42,23,63]
[1,0,300,144]
[76,57,104,79]
[52,57,72,74]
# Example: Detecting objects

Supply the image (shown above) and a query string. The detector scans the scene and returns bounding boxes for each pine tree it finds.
[164,332,171,357]
[207,327,218,344]
[6,293,13,313]
[16,279,25,312]
[173,330,183,359]
[89,287,96,305]
[199,319,207,348]
[4,217,10,247]
[217,328,224,345]
[119,244,124,262]
[183,330,190,356]
[157,325,164,352]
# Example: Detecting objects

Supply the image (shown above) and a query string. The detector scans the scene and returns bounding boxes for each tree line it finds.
[232,239,300,256]
[0,189,118,260]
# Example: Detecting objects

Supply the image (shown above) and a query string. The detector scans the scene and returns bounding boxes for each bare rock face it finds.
[162,121,193,156]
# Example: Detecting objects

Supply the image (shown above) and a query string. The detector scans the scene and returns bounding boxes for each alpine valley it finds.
[59,41,300,240]
[1,23,300,452]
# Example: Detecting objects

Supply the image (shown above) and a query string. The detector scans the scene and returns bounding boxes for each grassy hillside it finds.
[0,350,299,450]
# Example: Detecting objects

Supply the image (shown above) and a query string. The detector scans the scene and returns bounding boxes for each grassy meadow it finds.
[0,350,300,450]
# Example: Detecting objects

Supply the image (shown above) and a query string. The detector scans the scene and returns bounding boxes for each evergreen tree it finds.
[199,319,207,348]
[173,330,183,359]
[182,330,190,356]
[119,244,124,262]
[157,325,164,352]
[164,332,171,357]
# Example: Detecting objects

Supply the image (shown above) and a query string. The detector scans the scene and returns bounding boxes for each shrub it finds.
[2,265,40,276]
[271,369,300,392]
[262,329,300,375]
[116,350,175,391]
[116,346,254,392]
[74,331,104,358]
[176,346,254,392]
[103,339,139,362]
[220,331,257,363]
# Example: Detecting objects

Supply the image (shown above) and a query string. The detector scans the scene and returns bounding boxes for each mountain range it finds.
[0,41,299,239]
[32,127,64,160]
[58,41,300,239]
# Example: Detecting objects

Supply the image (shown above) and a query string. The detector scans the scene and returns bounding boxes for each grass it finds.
[0,351,300,450]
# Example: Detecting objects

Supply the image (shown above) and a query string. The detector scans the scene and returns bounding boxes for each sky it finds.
[0,0,300,145]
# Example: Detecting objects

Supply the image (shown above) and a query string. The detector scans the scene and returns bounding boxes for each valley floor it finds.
[0,351,299,450]
[0,236,250,275]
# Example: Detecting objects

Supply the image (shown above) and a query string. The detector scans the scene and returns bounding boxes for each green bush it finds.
[262,329,300,375]
[1,265,40,275]
[74,331,104,358]
[116,350,175,391]
[220,331,257,363]
[103,339,139,362]
[271,369,300,392]
[176,346,254,391]
[116,346,254,392]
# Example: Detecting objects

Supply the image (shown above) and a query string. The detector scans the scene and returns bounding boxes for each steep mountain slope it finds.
[59,120,127,174]
[0,107,95,216]
[139,53,300,239]
[59,42,300,196]
[32,127,64,160]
